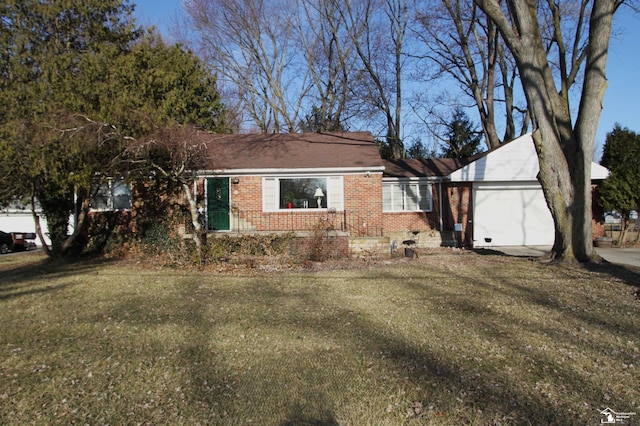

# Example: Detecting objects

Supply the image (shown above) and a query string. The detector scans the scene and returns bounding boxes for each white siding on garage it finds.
[446,133,607,247]
[450,134,541,182]
[473,182,555,247]
[449,133,610,182]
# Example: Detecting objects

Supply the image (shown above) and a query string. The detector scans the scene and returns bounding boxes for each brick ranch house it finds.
[0,131,608,255]
[184,131,608,255]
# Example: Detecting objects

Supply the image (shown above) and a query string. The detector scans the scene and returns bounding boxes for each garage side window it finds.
[383,182,432,212]
[91,179,132,211]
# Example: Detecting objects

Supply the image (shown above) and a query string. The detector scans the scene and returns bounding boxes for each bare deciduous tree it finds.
[184,0,306,132]
[128,125,208,256]
[475,0,625,262]
[336,0,410,158]
[413,0,527,150]
[296,0,357,130]
[184,0,412,155]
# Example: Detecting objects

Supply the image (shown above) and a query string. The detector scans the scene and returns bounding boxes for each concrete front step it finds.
[386,230,458,248]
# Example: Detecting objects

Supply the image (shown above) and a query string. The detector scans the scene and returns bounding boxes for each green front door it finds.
[206,178,230,231]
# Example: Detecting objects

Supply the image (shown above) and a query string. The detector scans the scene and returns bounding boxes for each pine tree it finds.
[439,108,483,158]
[0,1,226,256]
[598,124,640,243]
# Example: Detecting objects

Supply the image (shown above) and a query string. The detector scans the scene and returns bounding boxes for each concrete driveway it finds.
[593,247,640,267]
[485,245,640,268]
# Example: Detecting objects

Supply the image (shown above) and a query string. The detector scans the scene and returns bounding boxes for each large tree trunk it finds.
[509,1,577,261]
[31,193,51,257]
[475,0,617,262]
[571,0,616,260]
[60,197,92,256]
[531,129,574,260]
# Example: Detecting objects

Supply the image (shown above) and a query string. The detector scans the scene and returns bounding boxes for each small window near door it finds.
[91,179,132,211]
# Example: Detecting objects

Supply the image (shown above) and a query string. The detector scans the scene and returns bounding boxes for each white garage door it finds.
[473,183,554,247]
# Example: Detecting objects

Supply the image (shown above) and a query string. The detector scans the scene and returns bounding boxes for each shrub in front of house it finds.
[207,233,296,258]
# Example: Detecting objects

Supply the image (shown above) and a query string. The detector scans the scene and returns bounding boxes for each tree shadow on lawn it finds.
[170,280,343,425]
[461,250,640,334]
[395,260,639,411]
[468,264,637,340]
[584,261,640,295]
[472,247,640,295]
[57,261,637,425]
[167,275,610,424]
[0,254,117,301]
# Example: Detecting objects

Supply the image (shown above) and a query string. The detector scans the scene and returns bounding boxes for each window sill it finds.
[273,208,328,212]
[383,210,432,213]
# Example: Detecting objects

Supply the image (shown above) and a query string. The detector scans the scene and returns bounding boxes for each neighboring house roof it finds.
[448,133,610,182]
[382,158,471,178]
[197,131,384,173]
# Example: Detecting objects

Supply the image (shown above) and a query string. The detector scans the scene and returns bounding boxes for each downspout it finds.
[438,180,444,232]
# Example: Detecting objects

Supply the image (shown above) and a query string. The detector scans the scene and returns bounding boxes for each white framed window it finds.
[91,178,132,211]
[383,181,432,212]
[263,176,344,211]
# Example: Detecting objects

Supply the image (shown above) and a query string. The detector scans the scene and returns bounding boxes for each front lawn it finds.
[1,251,639,425]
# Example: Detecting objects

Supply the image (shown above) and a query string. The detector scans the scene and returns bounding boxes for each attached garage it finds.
[448,133,609,247]
[472,182,554,246]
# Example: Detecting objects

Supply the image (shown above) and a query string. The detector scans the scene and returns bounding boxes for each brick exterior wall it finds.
[441,183,473,246]
[200,174,384,237]
[381,182,473,247]
[229,176,262,213]
[198,175,605,247]
[343,174,383,237]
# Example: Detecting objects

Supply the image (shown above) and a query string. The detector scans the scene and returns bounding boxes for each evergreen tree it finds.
[0,0,142,255]
[598,124,640,242]
[0,1,226,256]
[406,139,435,159]
[439,108,483,158]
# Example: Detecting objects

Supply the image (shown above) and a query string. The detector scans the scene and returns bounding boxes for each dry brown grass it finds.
[1,249,639,425]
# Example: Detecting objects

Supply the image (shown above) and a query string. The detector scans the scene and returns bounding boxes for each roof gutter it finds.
[196,166,386,176]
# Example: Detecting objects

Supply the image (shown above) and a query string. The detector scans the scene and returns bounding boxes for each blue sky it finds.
[131,0,181,35]
[598,8,640,152]
[131,0,640,156]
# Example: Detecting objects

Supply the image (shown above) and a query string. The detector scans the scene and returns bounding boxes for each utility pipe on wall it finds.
[438,181,444,232]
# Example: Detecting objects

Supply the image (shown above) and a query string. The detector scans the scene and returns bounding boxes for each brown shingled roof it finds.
[382,158,471,178]
[196,131,383,171]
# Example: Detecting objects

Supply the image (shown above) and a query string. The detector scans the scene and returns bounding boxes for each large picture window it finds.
[263,176,344,211]
[91,179,132,211]
[383,182,432,212]
[280,178,327,209]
